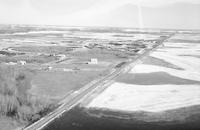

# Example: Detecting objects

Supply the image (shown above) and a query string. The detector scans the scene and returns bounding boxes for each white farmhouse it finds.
[88,58,98,64]
[57,54,66,60]
[18,61,26,65]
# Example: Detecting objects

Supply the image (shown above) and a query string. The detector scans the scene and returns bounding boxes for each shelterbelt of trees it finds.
[0,65,55,124]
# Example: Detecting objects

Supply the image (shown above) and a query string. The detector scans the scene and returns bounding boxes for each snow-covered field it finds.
[87,83,200,112]
[87,34,200,112]
[171,33,200,41]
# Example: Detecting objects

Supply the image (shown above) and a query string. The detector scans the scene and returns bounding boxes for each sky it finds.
[0,0,200,29]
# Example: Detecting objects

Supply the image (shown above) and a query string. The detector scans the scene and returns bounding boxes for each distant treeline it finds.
[0,65,55,124]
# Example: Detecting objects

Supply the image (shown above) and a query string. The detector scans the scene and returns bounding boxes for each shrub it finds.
[0,65,55,123]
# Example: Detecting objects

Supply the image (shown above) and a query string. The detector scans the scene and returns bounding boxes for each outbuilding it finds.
[18,61,26,65]
[88,58,98,64]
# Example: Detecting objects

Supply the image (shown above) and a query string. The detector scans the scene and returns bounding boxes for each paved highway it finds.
[23,34,173,130]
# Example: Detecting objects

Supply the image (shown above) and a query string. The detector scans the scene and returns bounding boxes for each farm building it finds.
[88,58,98,64]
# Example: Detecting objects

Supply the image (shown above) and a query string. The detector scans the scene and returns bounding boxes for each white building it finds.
[48,66,53,70]
[57,54,66,60]
[88,58,98,64]
[18,61,26,65]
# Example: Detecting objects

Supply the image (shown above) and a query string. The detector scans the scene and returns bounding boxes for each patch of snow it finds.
[87,83,200,112]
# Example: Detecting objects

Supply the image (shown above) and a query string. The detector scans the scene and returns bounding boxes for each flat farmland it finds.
[86,32,200,123]
[30,69,109,100]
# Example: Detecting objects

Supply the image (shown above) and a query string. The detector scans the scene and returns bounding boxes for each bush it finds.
[0,65,54,123]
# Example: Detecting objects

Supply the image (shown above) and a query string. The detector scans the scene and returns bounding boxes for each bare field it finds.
[0,117,22,130]
[30,70,109,100]
[11,46,73,54]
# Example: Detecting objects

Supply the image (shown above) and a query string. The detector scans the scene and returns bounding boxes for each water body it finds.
[43,106,200,130]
